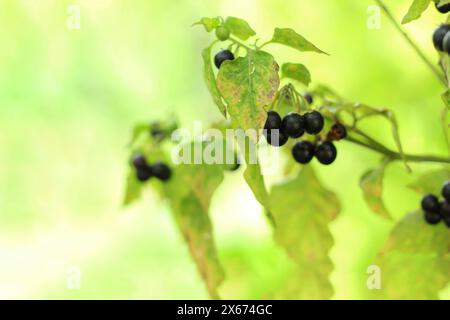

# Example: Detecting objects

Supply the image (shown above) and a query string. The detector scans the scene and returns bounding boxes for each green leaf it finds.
[217,50,280,133]
[407,169,450,195]
[281,63,311,86]
[202,45,227,117]
[402,0,431,24]
[269,166,340,299]
[244,162,270,209]
[373,211,450,299]
[360,160,392,220]
[193,17,221,32]
[270,28,327,54]
[164,162,226,299]
[123,169,142,206]
[442,89,450,110]
[224,16,256,40]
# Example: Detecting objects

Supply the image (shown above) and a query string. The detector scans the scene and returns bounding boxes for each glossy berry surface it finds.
[304,111,325,135]
[433,25,450,51]
[424,211,442,225]
[421,194,440,213]
[327,123,347,141]
[281,113,305,138]
[264,111,282,131]
[214,50,234,69]
[151,162,172,181]
[436,2,450,14]
[215,26,230,41]
[292,141,315,164]
[303,93,313,105]
[136,167,152,182]
[440,200,450,218]
[442,181,450,202]
[132,154,148,169]
[315,141,337,165]
[265,130,288,147]
[443,31,450,54]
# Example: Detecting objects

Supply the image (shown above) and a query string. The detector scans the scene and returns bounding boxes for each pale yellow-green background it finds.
[0,0,449,299]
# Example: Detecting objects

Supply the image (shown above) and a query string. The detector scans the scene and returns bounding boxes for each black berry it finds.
[442,181,450,202]
[424,211,442,225]
[304,93,313,105]
[132,154,148,169]
[264,111,282,131]
[440,200,450,218]
[150,162,172,181]
[443,215,450,227]
[433,25,450,51]
[292,141,315,164]
[315,141,337,165]
[281,113,305,138]
[436,2,450,14]
[265,130,288,147]
[327,123,347,141]
[136,167,152,182]
[304,111,325,135]
[421,194,440,213]
[214,50,234,69]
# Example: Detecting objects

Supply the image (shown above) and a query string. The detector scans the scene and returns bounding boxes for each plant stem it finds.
[345,136,450,164]
[374,0,446,86]
[229,36,252,50]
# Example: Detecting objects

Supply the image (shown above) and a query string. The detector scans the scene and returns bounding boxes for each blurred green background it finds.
[0,0,449,299]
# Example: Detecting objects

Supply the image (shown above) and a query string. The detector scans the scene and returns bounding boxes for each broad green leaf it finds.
[270,28,326,54]
[269,166,340,299]
[224,16,256,40]
[193,17,221,32]
[407,169,450,195]
[360,160,392,220]
[281,63,311,86]
[123,170,142,206]
[217,50,280,133]
[244,162,270,209]
[202,46,227,117]
[402,0,431,24]
[164,162,226,299]
[372,211,450,299]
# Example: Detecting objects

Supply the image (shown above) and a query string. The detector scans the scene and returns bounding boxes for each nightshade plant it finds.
[124,1,450,300]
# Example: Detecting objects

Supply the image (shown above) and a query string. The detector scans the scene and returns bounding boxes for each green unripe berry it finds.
[215,26,230,41]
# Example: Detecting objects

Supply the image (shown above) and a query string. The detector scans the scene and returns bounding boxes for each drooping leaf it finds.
[269,166,340,299]
[407,169,450,195]
[123,169,142,206]
[163,162,226,299]
[224,16,256,40]
[202,45,227,117]
[193,17,221,32]
[402,0,431,24]
[372,211,450,299]
[360,159,392,220]
[244,162,270,209]
[270,28,327,54]
[281,63,311,86]
[217,50,280,134]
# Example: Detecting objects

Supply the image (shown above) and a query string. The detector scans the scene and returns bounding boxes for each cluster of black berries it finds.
[132,154,172,182]
[214,50,234,69]
[421,182,450,227]
[433,24,450,54]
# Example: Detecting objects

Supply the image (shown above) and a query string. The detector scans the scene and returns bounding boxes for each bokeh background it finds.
[1,0,449,299]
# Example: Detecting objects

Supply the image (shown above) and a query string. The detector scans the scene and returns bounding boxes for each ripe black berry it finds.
[151,162,172,181]
[424,211,442,225]
[315,141,337,165]
[442,181,450,202]
[265,130,288,147]
[214,50,234,69]
[136,167,152,182]
[292,141,315,164]
[436,2,450,14]
[440,200,450,218]
[264,111,282,131]
[304,93,313,105]
[132,154,148,169]
[304,111,325,135]
[281,113,305,138]
[327,123,347,141]
[433,25,450,51]
[421,194,440,213]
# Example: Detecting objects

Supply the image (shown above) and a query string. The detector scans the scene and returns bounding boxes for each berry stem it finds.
[229,36,252,51]
[374,0,446,86]
[345,135,450,164]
